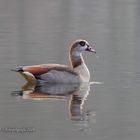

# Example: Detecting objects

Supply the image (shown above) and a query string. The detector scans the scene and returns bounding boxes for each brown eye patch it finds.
[79,41,86,46]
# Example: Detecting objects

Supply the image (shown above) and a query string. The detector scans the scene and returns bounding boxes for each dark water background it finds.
[0,0,140,140]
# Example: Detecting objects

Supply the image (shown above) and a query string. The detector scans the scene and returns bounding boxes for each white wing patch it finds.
[39,70,80,83]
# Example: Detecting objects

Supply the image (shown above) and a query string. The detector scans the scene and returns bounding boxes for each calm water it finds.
[0,0,140,139]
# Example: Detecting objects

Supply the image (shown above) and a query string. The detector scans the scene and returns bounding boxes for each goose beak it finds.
[86,46,96,53]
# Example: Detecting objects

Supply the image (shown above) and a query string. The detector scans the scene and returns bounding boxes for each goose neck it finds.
[69,49,84,68]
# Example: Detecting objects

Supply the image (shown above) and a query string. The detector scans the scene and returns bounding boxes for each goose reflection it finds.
[69,83,91,121]
[12,82,96,124]
[20,82,80,100]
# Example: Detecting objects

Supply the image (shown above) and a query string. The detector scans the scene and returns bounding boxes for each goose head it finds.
[70,39,96,56]
[69,39,96,68]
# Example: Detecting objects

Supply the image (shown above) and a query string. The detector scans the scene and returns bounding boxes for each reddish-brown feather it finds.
[22,64,77,75]
[23,65,49,75]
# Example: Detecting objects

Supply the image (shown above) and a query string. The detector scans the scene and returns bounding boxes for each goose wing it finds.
[14,64,78,75]
[13,64,80,83]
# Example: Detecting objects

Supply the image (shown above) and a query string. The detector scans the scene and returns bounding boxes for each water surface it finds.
[0,0,140,140]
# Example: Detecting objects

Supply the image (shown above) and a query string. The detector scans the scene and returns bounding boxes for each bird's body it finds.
[12,39,96,84]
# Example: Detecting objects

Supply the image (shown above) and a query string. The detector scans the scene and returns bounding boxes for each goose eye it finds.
[79,41,85,46]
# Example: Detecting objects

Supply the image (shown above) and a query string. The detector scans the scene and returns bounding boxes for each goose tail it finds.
[11,66,24,72]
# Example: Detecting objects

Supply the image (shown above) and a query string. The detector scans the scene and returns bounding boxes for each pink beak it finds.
[86,46,96,53]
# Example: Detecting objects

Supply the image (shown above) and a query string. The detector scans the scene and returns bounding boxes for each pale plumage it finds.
[12,39,96,83]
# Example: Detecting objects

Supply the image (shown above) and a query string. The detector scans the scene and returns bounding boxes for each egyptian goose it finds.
[12,39,96,83]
